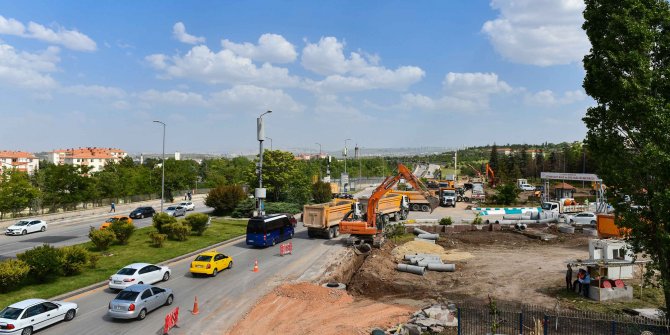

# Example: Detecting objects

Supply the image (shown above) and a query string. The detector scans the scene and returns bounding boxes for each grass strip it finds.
[0,218,247,307]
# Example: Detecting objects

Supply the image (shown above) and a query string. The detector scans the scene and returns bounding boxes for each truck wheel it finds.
[392,212,399,222]
[400,209,409,220]
[421,205,430,212]
[327,227,335,239]
[411,204,420,211]
[307,229,315,238]
[333,226,340,237]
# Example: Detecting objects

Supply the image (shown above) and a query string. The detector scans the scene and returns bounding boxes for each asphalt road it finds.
[0,199,210,259]
[44,225,345,335]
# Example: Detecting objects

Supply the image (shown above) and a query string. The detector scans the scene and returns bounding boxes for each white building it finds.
[589,239,635,279]
[0,151,40,175]
[174,151,181,161]
[49,147,127,173]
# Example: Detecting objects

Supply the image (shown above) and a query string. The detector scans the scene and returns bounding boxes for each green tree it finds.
[0,170,40,218]
[205,184,247,214]
[33,163,95,211]
[256,150,300,201]
[582,0,670,311]
[312,181,333,203]
[494,184,520,206]
[489,143,499,172]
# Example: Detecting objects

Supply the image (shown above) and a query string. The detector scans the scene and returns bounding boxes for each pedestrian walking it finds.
[184,193,188,200]
[187,191,192,201]
[110,202,116,213]
[565,264,573,291]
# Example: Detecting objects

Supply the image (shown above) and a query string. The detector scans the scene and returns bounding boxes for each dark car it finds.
[129,207,156,219]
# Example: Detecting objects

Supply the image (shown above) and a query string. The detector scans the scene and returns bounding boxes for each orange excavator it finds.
[339,163,439,247]
[486,163,496,188]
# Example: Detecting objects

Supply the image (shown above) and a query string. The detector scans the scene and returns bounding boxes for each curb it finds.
[51,234,246,301]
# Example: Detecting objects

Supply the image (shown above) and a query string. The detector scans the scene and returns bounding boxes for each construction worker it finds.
[573,269,585,294]
[581,270,591,298]
[565,264,573,291]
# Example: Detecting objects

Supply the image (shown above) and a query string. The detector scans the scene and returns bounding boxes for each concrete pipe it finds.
[499,220,519,225]
[413,228,430,235]
[418,259,443,267]
[417,233,439,240]
[396,264,426,275]
[538,218,558,224]
[427,263,456,272]
[518,219,538,224]
[503,215,522,220]
[558,225,575,234]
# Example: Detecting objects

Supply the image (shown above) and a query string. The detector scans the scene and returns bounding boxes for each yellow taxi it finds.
[189,250,233,277]
[100,216,133,230]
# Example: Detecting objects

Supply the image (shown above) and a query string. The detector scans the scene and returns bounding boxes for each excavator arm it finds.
[486,163,496,187]
[396,164,440,211]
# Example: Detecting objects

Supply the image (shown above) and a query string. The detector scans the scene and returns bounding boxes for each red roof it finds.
[0,151,36,159]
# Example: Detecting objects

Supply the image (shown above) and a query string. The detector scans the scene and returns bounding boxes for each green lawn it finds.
[0,218,247,308]
[546,284,665,315]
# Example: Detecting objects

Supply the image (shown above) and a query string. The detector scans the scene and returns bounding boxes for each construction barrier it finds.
[279,242,293,256]
[163,307,179,334]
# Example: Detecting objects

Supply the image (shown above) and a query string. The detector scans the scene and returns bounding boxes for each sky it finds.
[0,0,593,155]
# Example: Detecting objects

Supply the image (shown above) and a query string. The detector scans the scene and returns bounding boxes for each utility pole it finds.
[344,138,351,192]
[316,142,322,181]
[257,111,272,216]
[153,120,166,212]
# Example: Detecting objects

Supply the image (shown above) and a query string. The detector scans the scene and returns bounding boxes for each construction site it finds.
[228,165,665,335]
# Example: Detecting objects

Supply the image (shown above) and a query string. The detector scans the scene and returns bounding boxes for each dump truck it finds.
[303,198,356,239]
[352,193,410,223]
[389,190,433,212]
[541,198,588,215]
[471,182,485,201]
[439,188,457,207]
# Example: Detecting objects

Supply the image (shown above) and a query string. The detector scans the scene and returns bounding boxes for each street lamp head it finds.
[260,110,273,118]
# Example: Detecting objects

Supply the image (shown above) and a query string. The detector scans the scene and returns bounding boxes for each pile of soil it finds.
[227,283,413,335]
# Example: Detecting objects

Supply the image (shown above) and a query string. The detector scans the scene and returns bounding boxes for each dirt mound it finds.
[228,283,413,335]
[392,240,474,262]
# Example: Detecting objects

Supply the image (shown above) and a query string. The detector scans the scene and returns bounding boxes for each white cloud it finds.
[313,94,367,119]
[301,36,424,92]
[146,45,299,87]
[172,22,205,45]
[399,93,483,113]
[0,15,96,51]
[138,89,207,107]
[0,44,59,89]
[210,85,303,113]
[444,72,512,98]
[222,33,297,63]
[61,85,126,98]
[524,89,587,106]
[481,0,589,66]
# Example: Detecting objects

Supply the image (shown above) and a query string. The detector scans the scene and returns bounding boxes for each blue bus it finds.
[246,214,295,247]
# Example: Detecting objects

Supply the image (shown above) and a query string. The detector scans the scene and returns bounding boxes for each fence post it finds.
[457,308,461,335]
[519,311,523,335]
[543,315,549,335]
[610,320,616,335]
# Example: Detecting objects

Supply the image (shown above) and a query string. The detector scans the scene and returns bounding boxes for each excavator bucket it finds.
[427,195,440,213]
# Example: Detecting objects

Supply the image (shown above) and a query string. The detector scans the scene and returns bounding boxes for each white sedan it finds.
[108,263,171,290]
[0,299,77,335]
[5,220,47,236]
[179,201,195,211]
[570,212,598,226]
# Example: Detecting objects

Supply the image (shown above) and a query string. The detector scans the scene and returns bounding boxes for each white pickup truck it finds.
[541,199,588,215]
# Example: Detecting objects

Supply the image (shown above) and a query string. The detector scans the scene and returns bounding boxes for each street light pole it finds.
[257,111,272,216]
[315,142,322,180]
[315,142,321,157]
[153,120,166,212]
[344,138,351,175]
[266,137,273,150]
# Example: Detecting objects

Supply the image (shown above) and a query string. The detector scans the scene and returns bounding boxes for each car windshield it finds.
[0,307,22,320]
[105,218,118,223]
[541,203,553,210]
[167,207,177,210]
[115,291,139,301]
[15,221,29,226]
[117,268,137,275]
[195,255,212,262]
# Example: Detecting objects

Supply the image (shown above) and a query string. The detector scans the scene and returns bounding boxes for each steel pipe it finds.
[396,264,426,275]
[427,263,456,272]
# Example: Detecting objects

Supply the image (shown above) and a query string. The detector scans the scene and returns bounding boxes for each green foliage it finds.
[257,150,301,201]
[149,231,168,248]
[205,184,247,214]
[109,220,135,245]
[163,222,190,241]
[61,245,90,276]
[265,202,302,214]
[185,213,210,235]
[232,199,256,218]
[152,212,177,234]
[384,222,406,239]
[32,163,95,211]
[472,213,483,225]
[88,227,116,251]
[88,253,100,268]
[17,244,64,282]
[495,183,520,206]
[311,181,333,204]
[582,0,670,310]
[0,170,40,218]
[0,259,30,292]
[201,157,253,187]
[439,217,453,226]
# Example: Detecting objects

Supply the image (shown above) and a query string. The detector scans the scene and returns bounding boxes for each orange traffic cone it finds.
[191,296,199,315]
[253,258,259,273]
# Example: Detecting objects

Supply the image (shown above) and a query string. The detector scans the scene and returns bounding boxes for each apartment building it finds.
[48,147,127,173]
[0,151,40,174]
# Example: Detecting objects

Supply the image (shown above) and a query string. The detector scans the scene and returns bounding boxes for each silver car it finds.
[164,206,186,217]
[107,284,173,320]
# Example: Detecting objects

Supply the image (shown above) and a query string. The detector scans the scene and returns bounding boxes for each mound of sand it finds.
[392,240,474,262]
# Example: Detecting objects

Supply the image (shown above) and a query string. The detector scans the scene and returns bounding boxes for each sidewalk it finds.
[0,194,207,229]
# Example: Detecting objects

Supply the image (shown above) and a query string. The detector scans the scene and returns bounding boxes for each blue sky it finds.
[0,0,592,155]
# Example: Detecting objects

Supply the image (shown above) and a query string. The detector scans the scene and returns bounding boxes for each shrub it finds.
[472,213,483,225]
[185,213,210,236]
[88,253,100,268]
[109,220,135,245]
[61,245,90,276]
[385,222,406,239]
[265,202,301,215]
[232,199,256,218]
[439,217,453,226]
[153,212,177,234]
[0,259,30,292]
[163,223,190,241]
[88,227,117,251]
[149,231,168,247]
[311,181,332,203]
[205,184,247,214]
[17,244,64,282]
[496,183,520,206]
